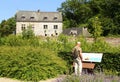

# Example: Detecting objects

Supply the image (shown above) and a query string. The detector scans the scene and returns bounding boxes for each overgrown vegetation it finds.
[58,0,120,36]
[0,34,120,81]
[0,44,67,81]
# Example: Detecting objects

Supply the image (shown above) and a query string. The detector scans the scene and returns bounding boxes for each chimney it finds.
[37,9,40,12]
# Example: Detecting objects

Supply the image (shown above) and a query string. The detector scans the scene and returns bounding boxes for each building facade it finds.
[16,10,63,36]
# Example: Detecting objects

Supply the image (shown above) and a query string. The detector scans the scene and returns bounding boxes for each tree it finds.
[22,25,35,39]
[0,17,16,37]
[88,16,102,41]
[58,0,93,28]
[100,17,117,36]
[59,0,120,36]
[90,0,120,35]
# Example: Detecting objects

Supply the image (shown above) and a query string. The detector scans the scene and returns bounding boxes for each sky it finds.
[0,0,65,23]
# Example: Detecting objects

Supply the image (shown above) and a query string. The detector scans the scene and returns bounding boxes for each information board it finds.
[82,53,103,62]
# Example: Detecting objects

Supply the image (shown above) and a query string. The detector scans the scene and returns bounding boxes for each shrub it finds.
[0,35,40,47]
[99,53,120,75]
[0,46,67,81]
[22,26,35,39]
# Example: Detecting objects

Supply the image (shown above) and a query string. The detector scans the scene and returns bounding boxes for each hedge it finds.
[97,53,120,75]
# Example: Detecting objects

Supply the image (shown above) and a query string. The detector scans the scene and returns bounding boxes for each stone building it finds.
[16,10,63,36]
[62,27,91,37]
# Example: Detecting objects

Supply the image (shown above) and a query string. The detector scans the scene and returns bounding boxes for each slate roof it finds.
[63,27,91,37]
[16,10,62,22]
[62,27,83,36]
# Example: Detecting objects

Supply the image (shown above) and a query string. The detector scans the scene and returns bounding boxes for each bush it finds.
[22,26,35,39]
[0,46,67,81]
[0,35,40,47]
[99,53,120,75]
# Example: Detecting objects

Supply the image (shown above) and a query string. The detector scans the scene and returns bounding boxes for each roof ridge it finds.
[17,10,60,13]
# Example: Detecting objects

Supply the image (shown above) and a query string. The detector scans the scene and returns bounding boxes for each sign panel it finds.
[82,53,103,62]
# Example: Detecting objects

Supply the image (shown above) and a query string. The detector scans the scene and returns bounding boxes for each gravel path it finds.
[0,78,22,82]
[0,75,65,82]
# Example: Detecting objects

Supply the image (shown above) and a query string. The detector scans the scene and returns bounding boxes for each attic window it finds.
[54,17,57,20]
[43,17,48,20]
[21,15,25,20]
[30,17,35,20]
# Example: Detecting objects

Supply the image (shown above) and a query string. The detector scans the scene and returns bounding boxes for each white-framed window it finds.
[43,25,48,29]
[21,24,26,31]
[54,25,58,29]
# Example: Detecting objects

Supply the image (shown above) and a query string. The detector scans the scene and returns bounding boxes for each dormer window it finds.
[30,16,34,20]
[43,17,48,20]
[21,15,25,20]
[54,17,57,20]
